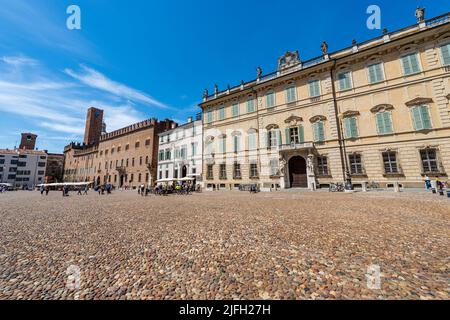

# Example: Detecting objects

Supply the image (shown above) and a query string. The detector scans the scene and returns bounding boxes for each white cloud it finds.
[65,65,171,110]
[1,56,38,67]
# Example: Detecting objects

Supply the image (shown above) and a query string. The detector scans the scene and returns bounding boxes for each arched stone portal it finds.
[181,165,188,178]
[288,156,307,188]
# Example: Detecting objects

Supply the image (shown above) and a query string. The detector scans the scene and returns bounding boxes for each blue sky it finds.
[0,0,448,153]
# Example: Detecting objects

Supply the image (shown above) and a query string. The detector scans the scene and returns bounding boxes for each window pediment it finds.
[370,104,394,113]
[446,93,450,100]
[309,115,327,123]
[340,110,360,118]
[266,124,279,130]
[405,97,433,107]
[284,115,303,126]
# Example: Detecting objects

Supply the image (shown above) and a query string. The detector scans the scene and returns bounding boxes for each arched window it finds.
[231,132,242,153]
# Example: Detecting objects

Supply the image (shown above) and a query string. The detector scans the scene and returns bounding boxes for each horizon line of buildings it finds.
[20,8,450,191]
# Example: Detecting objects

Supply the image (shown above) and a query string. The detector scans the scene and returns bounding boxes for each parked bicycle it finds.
[329,182,345,192]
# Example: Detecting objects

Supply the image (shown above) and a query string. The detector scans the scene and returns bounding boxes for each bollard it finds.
[393,182,400,193]
[362,181,368,192]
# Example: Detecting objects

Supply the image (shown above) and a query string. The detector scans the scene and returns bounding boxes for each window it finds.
[266,91,275,108]
[165,165,169,178]
[207,165,214,179]
[191,143,197,156]
[286,85,297,103]
[135,141,140,148]
[317,156,329,176]
[248,132,257,150]
[206,108,213,123]
[233,163,241,179]
[401,53,421,75]
[174,167,178,179]
[420,149,439,173]
[125,144,130,151]
[368,63,384,83]
[165,149,171,160]
[268,129,280,148]
[218,105,225,120]
[382,152,399,174]
[270,159,279,176]
[233,135,240,153]
[181,146,187,159]
[313,122,325,142]
[111,148,115,155]
[158,151,164,161]
[250,163,258,178]
[344,117,358,139]
[219,164,227,179]
[117,146,122,152]
[132,158,135,167]
[139,157,143,166]
[126,159,129,167]
[411,106,432,130]
[138,173,142,182]
[231,102,239,117]
[440,43,450,66]
[349,154,364,174]
[129,174,134,182]
[145,156,149,164]
[219,137,226,154]
[308,80,321,97]
[247,97,255,113]
[145,139,151,146]
[206,140,214,155]
[376,111,393,135]
[38,162,46,167]
[158,167,162,179]
[286,126,304,145]
[338,71,352,91]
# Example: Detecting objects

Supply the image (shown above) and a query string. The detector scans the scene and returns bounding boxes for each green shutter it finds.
[412,107,422,130]
[261,132,267,148]
[442,44,450,66]
[277,130,282,146]
[298,125,305,143]
[410,54,420,73]
[402,56,412,75]
[350,118,358,138]
[285,128,291,145]
[319,123,325,141]
[383,112,393,133]
[376,113,385,134]
[344,118,351,138]
[420,106,432,129]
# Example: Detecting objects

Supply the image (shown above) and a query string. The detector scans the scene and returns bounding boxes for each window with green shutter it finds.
[338,71,352,91]
[368,63,384,83]
[266,91,275,108]
[313,122,325,142]
[247,98,255,113]
[440,43,450,66]
[376,111,393,135]
[308,80,321,97]
[231,102,239,117]
[248,132,257,150]
[218,105,225,120]
[344,117,358,138]
[401,53,421,75]
[411,106,432,131]
[286,85,296,103]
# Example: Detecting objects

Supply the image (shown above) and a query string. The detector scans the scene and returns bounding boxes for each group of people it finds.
[424,176,449,192]
[39,185,50,196]
[95,184,113,195]
[0,185,8,193]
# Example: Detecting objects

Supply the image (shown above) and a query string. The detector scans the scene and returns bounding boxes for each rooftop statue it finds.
[278,51,300,70]
[257,66,262,79]
[321,41,328,55]
[415,6,425,23]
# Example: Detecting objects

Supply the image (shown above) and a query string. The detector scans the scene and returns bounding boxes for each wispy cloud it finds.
[1,55,38,67]
[65,65,172,110]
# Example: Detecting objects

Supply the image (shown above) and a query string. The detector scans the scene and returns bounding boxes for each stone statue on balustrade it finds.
[415,7,425,23]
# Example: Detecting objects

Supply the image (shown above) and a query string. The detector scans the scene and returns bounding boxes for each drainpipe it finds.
[330,60,352,188]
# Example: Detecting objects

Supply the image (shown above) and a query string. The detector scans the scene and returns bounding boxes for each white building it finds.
[157,115,203,186]
[0,149,48,190]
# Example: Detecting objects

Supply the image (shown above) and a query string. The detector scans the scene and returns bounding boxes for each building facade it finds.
[0,149,47,189]
[157,115,203,185]
[45,153,65,183]
[200,10,450,191]
[63,107,175,189]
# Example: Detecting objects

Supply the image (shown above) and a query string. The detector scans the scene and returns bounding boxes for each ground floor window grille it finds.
[219,164,227,179]
[207,165,214,180]
[250,163,258,178]
[233,163,241,179]
[317,156,328,176]
[349,153,363,174]
[382,152,398,174]
[420,149,439,173]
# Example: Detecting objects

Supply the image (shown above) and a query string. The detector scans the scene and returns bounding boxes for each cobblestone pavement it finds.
[0,190,448,300]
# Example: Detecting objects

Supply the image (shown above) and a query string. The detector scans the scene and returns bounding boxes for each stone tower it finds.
[84,107,104,145]
[19,133,37,150]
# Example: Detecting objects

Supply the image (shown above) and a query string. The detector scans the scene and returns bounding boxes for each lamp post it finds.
[339,118,353,191]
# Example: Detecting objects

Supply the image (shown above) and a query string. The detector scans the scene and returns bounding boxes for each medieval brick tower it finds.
[84,107,104,145]
[19,133,37,150]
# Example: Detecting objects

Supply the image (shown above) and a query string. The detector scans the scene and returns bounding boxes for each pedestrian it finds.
[40,185,44,195]
[45,187,49,196]
[84,185,88,195]
[77,187,82,196]
[424,175,431,190]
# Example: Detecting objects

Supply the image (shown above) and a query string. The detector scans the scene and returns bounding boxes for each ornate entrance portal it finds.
[288,156,307,188]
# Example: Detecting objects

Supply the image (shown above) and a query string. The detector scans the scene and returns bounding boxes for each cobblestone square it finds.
[0,191,448,300]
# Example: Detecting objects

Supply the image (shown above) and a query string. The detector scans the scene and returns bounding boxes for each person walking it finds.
[45,187,49,196]
[84,185,88,195]
[424,175,431,191]
[77,187,82,196]
[40,185,44,195]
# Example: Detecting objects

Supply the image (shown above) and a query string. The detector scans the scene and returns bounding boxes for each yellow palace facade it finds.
[199,10,450,191]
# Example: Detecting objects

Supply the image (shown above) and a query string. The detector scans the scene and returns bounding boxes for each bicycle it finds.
[329,182,345,192]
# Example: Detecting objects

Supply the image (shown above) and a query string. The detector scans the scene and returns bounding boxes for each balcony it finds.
[279,142,315,152]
